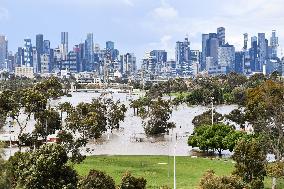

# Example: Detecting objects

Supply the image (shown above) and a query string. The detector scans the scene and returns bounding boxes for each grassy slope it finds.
[75,155,284,189]
[75,155,232,189]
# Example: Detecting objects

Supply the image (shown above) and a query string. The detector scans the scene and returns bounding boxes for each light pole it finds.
[173,142,177,189]
[211,97,214,125]
[173,131,182,189]
[9,120,12,157]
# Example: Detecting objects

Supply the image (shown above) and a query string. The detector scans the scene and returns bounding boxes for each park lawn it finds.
[75,155,232,189]
[75,156,284,189]
[75,155,284,189]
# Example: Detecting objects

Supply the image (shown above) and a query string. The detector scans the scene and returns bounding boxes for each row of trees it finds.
[144,72,280,106]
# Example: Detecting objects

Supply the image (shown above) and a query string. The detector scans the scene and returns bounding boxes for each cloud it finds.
[151,1,178,21]
[147,35,175,58]
[122,0,134,7]
[0,8,9,21]
[142,0,284,54]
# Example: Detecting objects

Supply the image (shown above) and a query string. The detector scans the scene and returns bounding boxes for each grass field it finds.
[75,155,283,189]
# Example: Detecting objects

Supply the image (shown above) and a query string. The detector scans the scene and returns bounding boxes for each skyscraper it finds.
[201,34,209,71]
[0,35,7,70]
[270,30,279,59]
[217,44,235,73]
[175,36,191,76]
[23,38,33,67]
[61,32,68,60]
[217,27,225,46]
[258,33,267,71]
[235,52,244,74]
[250,36,258,72]
[106,41,114,51]
[106,41,119,60]
[43,40,51,54]
[206,33,219,68]
[85,33,94,71]
[243,33,248,50]
[35,34,43,73]
[36,34,43,55]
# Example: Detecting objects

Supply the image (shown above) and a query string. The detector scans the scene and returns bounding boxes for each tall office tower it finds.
[61,32,68,60]
[258,33,267,71]
[7,52,15,72]
[201,34,209,71]
[121,53,136,76]
[0,35,7,70]
[250,36,258,72]
[85,33,94,71]
[206,33,219,67]
[105,41,119,60]
[142,52,157,77]
[217,27,225,46]
[217,44,235,73]
[243,33,248,50]
[190,50,201,75]
[35,34,43,73]
[150,50,167,75]
[36,34,43,55]
[43,40,50,54]
[150,50,167,63]
[175,36,191,76]
[16,47,24,67]
[24,38,33,67]
[32,47,38,73]
[106,41,114,50]
[40,54,50,74]
[270,30,279,59]
[235,52,244,74]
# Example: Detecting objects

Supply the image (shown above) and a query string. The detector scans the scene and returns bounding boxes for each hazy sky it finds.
[1,0,284,60]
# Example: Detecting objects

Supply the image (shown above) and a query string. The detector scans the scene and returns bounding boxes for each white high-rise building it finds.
[61,32,68,60]
[217,44,235,73]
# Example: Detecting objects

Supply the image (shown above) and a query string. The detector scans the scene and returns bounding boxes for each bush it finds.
[79,170,116,189]
[120,172,147,189]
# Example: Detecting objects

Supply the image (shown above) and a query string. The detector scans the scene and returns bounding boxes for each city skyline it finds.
[1,0,284,60]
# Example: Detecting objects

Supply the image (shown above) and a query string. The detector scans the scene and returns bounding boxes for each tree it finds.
[34,77,63,99]
[78,170,116,189]
[192,109,223,128]
[59,98,127,163]
[7,143,78,189]
[188,123,236,156]
[120,172,147,189]
[199,170,245,189]
[245,80,284,187]
[0,143,10,189]
[232,139,267,189]
[107,99,127,130]
[140,98,175,136]
[33,108,61,143]
[267,162,284,189]
[225,109,246,129]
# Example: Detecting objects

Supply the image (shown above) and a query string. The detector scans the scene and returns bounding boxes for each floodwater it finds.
[1,91,237,159]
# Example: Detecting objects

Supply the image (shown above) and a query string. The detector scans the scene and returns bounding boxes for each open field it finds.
[75,155,284,189]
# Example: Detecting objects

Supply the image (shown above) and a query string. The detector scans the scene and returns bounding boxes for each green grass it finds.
[75,155,284,189]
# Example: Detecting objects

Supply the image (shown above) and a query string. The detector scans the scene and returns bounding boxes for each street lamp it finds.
[210,97,214,125]
[173,131,182,189]
[8,119,14,157]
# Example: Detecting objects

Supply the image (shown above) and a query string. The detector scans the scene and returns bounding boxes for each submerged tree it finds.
[140,98,175,136]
